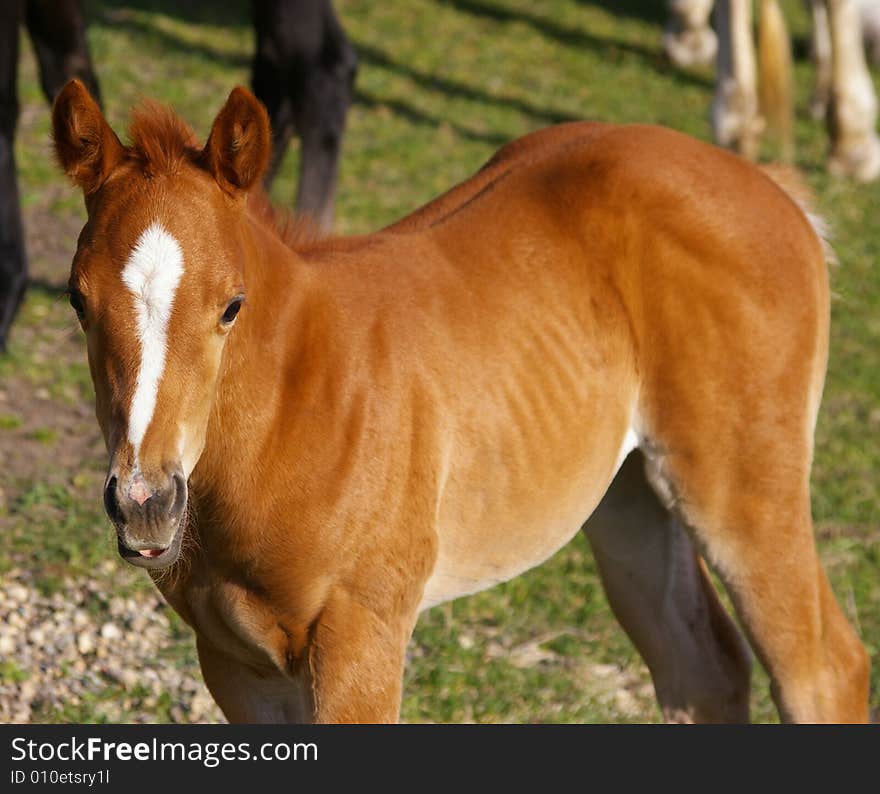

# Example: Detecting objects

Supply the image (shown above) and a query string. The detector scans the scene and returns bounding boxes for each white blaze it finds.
[121,223,185,460]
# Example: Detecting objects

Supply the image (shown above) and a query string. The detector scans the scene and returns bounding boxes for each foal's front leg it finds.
[307,587,417,723]
[196,637,313,723]
[196,586,417,723]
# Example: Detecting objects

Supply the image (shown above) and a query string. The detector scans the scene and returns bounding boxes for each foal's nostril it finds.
[103,476,123,524]
[170,471,187,517]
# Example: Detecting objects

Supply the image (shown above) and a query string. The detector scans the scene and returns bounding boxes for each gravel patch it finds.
[0,566,222,724]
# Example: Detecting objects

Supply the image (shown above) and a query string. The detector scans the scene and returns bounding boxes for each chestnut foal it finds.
[52,79,868,723]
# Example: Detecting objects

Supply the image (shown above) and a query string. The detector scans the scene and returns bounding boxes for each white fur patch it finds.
[121,223,185,459]
[612,427,640,477]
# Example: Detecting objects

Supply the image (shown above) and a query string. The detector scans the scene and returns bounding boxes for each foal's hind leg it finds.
[637,373,869,722]
[584,452,751,723]
[644,442,868,722]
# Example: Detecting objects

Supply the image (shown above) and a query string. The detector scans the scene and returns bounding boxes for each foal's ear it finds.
[52,79,124,196]
[201,87,271,194]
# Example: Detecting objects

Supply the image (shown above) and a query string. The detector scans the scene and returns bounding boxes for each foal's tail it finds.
[758,0,795,163]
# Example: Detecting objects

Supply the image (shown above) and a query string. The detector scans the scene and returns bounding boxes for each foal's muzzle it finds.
[104,469,187,570]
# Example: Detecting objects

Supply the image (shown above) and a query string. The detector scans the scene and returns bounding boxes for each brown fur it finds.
[200,86,272,193]
[53,80,869,724]
[52,81,124,196]
[247,191,327,251]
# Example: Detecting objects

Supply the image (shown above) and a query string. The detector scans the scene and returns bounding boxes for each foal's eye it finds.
[220,296,244,326]
[68,290,85,321]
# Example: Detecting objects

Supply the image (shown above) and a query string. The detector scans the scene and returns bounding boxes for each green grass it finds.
[6,482,115,592]
[0,661,30,685]
[1,0,877,723]
[0,415,22,430]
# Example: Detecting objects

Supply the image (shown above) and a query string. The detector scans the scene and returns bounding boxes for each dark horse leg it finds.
[251,0,357,230]
[0,1,26,352]
[25,0,102,106]
[0,0,100,352]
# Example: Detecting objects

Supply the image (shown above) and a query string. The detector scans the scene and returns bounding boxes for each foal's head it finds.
[53,80,271,569]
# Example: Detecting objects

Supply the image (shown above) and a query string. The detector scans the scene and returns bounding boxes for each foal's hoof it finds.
[663,28,717,68]
[829,134,880,182]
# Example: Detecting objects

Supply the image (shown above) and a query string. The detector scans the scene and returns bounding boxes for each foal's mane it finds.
[247,191,325,252]
[127,100,201,177]
[126,101,324,251]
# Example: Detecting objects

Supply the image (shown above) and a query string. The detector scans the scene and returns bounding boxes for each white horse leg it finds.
[826,0,880,180]
[809,0,833,120]
[664,0,718,67]
[858,0,880,64]
[713,0,763,159]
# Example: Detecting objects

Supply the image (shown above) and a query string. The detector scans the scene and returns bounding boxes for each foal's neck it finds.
[193,203,327,499]
[234,206,316,360]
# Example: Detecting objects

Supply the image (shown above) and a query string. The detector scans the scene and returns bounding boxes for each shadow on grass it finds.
[576,0,666,26]
[355,88,511,147]
[94,2,250,68]
[354,41,584,127]
[95,0,249,27]
[435,0,712,89]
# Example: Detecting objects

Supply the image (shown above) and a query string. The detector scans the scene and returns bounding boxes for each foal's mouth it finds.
[116,514,186,571]
[106,468,188,570]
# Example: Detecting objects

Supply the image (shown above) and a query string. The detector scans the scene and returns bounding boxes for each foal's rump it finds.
[413,123,829,608]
